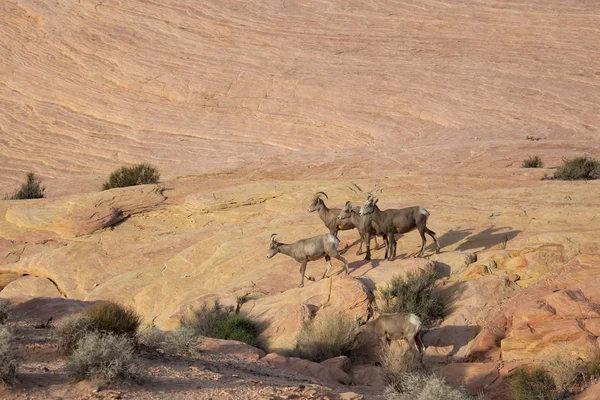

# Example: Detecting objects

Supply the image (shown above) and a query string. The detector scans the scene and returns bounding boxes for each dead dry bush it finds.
[136,325,166,351]
[67,331,136,383]
[384,371,473,400]
[0,299,11,324]
[295,309,359,362]
[164,327,198,355]
[0,326,20,385]
[55,316,96,355]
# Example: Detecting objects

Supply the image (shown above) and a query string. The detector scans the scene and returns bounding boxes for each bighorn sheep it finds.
[360,197,441,261]
[338,201,387,261]
[307,191,357,237]
[266,233,348,288]
[358,312,425,352]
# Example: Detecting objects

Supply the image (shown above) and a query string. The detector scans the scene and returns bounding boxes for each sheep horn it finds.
[344,201,351,207]
[315,191,328,199]
[270,233,278,243]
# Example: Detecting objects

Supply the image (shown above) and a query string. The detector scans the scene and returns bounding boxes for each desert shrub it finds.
[5,172,45,200]
[380,342,422,387]
[67,331,135,382]
[522,155,544,168]
[0,326,20,385]
[547,353,587,392]
[380,271,443,325]
[181,300,259,347]
[102,163,160,190]
[181,300,230,337]
[136,325,166,351]
[83,302,141,338]
[295,309,358,362]
[0,299,11,324]
[55,316,96,355]
[215,315,259,347]
[553,156,600,181]
[585,356,600,379]
[164,327,198,355]
[509,367,556,400]
[385,372,472,400]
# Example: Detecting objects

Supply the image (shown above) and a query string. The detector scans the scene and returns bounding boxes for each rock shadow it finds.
[422,324,481,362]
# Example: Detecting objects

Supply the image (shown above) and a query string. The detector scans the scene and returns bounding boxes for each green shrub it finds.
[522,155,544,168]
[181,300,259,347]
[509,367,556,400]
[102,163,160,190]
[385,372,472,400]
[380,271,443,325]
[67,331,135,382]
[83,302,141,338]
[0,326,20,385]
[0,299,10,324]
[295,309,358,362]
[5,172,45,200]
[553,156,600,180]
[215,314,259,347]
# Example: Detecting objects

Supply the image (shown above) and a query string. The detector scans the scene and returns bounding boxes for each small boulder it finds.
[198,337,266,361]
[261,353,352,385]
[320,356,351,372]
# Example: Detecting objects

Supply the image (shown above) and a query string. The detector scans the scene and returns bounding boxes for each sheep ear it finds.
[270,233,278,244]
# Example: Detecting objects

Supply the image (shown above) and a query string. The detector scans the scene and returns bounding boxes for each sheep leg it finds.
[299,261,308,288]
[356,233,365,255]
[417,228,427,257]
[364,232,372,261]
[331,253,349,275]
[323,255,332,279]
[386,233,395,261]
[425,227,441,253]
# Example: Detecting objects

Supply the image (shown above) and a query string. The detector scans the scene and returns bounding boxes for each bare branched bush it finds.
[54,316,96,355]
[0,326,20,385]
[295,309,358,362]
[4,172,45,200]
[380,342,422,387]
[0,299,11,324]
[67,331,135,383]
[102,163,160,190]
[136,325,166,352]
[385,372,472,400]
[164,327,198,355]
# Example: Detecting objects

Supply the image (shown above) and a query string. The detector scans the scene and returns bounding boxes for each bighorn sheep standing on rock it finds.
[308,191,380,250]
[266,233,348,288]
[358,312,425,352]
[338,201,387,261]
[360,197,441,261]
[307,192,356,237]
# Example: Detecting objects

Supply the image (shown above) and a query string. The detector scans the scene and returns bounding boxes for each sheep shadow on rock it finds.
[456,226,521,251]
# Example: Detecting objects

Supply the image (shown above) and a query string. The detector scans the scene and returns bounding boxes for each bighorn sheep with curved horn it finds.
[308,191,381,249]
[338,200,387,261]
[360,197,441,261]
[266,233,348,288]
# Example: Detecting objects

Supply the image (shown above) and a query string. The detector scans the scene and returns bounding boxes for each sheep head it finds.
[360,197,378,216]
[267,233,279,259]
[307,191,328,212]
[338,201,353,220]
